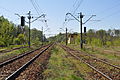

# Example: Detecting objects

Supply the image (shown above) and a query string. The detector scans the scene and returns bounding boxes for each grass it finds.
[43,45,92,80]
[0,45,39,62]
[0,44,28,51]
[67,44,120,66]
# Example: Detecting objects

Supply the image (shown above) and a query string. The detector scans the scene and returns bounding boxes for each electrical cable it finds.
[73,0,79,8]
[34,0,43,14]
[97,2,120,15]
[72,0,84,14]
[30,0,40,15]
[0,6,16,14]
[30,0,49,33]
[100,9,120,21]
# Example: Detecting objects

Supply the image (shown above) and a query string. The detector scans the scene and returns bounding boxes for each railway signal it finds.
[21,16,25,26]
[84,27,87,44]
[66,28,68,45]
[65,12,96,49]
[15,11,46,48]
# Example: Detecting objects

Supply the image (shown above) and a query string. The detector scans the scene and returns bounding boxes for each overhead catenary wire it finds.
[30,0,40,15]
[30,0,49,39]
[64,0,84,25]
[97,1,120,15]
[34,0,43,13]
[91,8,120,25]
[72,0,84,14]
[87,8,120,30]
[0,6,16,16]
[73,0,79,8]
[72,0,120,22]
[92,1,120,23]
[30,0,47,25]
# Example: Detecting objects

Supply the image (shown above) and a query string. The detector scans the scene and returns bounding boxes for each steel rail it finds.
[5,44,53,80]
[69,51,113,80]
[64,45,120,70]
[61,45,113,80]
[0,46,43,68]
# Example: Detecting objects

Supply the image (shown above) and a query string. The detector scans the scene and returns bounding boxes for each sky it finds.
[0,0,120,37]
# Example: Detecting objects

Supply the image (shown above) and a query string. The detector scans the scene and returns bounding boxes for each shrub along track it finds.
[0,46,30,63]
[0,44,53,80]
[60,45,120,80]
[0,46,28,54]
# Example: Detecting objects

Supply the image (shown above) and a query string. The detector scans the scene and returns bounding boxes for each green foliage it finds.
[31,28,42,41]
[106,41,112,47]
[59,29,120,48]
[0,40,5,47]
[13,38,20,45]
[0,16,44,47]
[71,75,83,80]
[0,16,14,46]
[13,34,25,45]
[0,45,37,62]
[91,38,102,47]
[18,34,25,44]
[113,39,120,46]
[43,46,84,80]
[75,34,80,44]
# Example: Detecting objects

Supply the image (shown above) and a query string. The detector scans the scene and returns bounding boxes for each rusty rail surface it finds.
[61,45,120,80]
[0,44,53,80]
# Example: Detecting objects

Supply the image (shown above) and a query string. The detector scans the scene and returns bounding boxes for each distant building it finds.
[68,33,78,44]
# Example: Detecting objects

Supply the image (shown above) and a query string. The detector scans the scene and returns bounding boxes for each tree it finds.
[0,16,44,47]
[114,29,120,37]
[0,16,14,46]
[87,29,95,44]
[14,34,25,45]
[18,34,25,44]
[96,29,107,46]
[31,28,42,42]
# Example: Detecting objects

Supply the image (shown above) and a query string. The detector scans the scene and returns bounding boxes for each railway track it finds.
[0,46,28,53]
[61,45,120,80]
[0,46,29,60]
[0,43,53,80]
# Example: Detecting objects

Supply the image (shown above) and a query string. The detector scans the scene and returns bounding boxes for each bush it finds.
[91,38,102,47]
[13,34,25,45]
[106,41,112,47]
[14,38,20,45]
[113,40,120,46]
[0,41,5,47]
[18,34,25,44]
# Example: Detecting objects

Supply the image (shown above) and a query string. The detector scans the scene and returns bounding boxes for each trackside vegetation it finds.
[48,29,120,47]
[0,45,39,62]
[0,16,46,47]
[43,45,85,80]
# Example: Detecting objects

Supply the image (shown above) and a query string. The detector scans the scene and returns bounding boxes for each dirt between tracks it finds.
[16,46,52,80]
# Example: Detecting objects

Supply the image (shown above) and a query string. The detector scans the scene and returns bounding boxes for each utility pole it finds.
[65,12,95,49]
[15,12,46,47]
[66,27,68,45]
[28,11,31,48]
[80,12,84,49]
[42,26,43,45]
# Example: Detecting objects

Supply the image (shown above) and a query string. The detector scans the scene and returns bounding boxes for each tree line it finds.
[48,28,120,47]
[85,29,120,47]
[0,16,44,47]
